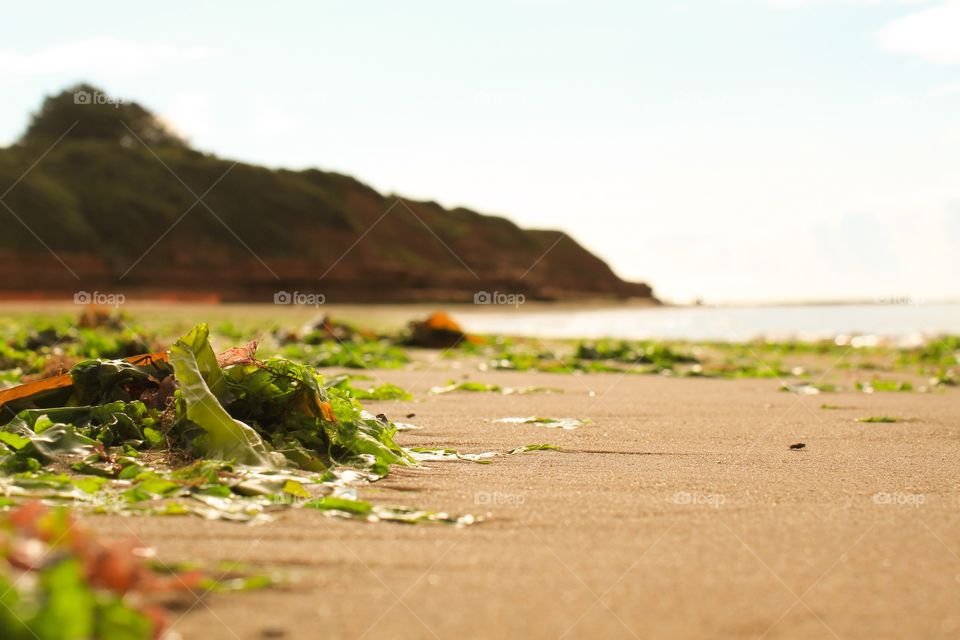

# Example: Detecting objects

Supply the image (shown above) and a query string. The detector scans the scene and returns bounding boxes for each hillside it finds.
[0,85,655,303]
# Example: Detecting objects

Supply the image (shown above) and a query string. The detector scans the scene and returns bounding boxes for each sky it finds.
[1,0,959,303]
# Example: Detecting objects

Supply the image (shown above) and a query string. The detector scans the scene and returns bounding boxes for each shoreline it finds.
[2,300,958,343]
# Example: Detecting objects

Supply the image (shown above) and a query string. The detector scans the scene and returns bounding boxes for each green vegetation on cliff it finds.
[0,84,653,302]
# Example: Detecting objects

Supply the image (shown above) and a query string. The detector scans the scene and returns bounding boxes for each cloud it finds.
[877,2,960,63]
[930,79,960,97]
[766,0,931,7]
[161,91,214,143]
[0,37,221,75]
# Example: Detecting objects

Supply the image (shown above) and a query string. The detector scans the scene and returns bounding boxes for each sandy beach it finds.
[87,367,960,639]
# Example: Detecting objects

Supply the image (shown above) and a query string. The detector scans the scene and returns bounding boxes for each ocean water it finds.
[454,303,960,343]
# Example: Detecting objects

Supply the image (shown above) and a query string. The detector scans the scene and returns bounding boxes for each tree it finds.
[19,83,185,148]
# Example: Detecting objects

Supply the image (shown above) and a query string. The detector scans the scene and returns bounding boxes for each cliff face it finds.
[0,85,655,303]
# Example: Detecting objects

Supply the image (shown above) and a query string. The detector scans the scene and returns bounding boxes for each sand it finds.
[88,368,960,640]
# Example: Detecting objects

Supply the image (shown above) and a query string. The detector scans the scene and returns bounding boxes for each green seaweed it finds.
[431,380,503,394]
[327,376,412,401]
[169,325,275,466]
[0,324,474,525]
[430,380,561,395]
[493,417,590,430]
[856,380,912,393]
[279,339,409,369]
[780,382,839,394]
[407,447,497,464]
[507,443,563,454]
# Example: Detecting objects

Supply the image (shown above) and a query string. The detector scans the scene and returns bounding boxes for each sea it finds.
[454,303,960,344]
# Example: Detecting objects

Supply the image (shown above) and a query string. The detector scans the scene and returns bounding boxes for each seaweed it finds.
[169,325,276,466]
[0,324,474,525]
[493,417,591,430]
[576,340,699,369]
[326,375,412,401]
[278,340,410,369]
[0,502,223,640]
[507,443,563,454]
[407,447,497,464]
[856,379,912,393]
[429,380,561,395]
[780,382,839,395]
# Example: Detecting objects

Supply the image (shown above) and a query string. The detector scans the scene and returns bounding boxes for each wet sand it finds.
[90,369,960,639]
